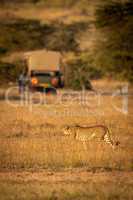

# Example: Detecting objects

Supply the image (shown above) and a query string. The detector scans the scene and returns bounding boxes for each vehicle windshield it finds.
[32,73,51,83]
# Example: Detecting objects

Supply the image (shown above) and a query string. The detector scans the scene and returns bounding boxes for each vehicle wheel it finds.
[46,88,57,95]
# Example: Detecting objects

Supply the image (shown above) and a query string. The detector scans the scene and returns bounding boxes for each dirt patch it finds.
[0,170,133,184]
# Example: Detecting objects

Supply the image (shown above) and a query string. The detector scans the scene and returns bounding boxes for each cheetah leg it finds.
[104,134,115,149]
[82,141,87,151]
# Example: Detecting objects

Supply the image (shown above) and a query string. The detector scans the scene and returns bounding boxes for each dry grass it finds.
[0,85,133,199]
[0,88,132,171]
[0,171,133,200]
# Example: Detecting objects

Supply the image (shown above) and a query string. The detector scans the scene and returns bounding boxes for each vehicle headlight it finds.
[31,77,38,85]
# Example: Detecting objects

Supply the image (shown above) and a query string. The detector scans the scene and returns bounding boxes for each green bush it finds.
[45,23,82,52]
[0,61,24,82]
[0,47,8,55]
[66,54,103,90]
[96,0,133,27]
[0,19,55,53]
[0,18,83,55]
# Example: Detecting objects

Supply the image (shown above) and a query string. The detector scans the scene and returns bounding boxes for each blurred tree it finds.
[95,0,133,82]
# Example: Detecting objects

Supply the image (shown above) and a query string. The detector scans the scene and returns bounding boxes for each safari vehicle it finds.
[25,50,64,93]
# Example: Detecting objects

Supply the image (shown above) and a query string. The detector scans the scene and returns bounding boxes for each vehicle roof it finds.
[25,50,61,72]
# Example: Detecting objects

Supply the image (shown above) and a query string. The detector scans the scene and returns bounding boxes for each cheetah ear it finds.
[67,126,70,130]
[64,125,69,130]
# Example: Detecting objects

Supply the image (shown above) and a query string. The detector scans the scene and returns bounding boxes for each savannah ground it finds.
[0,81,133,200]
[0,1,133,199]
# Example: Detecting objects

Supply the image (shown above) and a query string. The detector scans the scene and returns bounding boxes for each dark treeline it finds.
[94,0,133,82]
[0,0,133,87]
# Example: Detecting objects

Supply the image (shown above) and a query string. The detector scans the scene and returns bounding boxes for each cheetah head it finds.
[63,126,72,135]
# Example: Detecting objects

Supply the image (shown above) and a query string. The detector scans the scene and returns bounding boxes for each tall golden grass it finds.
[0,93,132,171]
